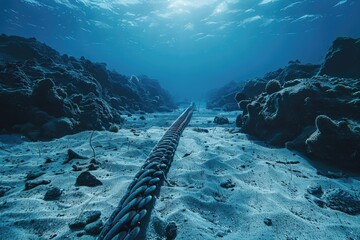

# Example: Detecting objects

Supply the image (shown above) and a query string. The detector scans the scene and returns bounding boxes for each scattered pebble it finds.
[216,231,226,237]
[213,116,229,125]
[90,158,99,164]
[26,170,45,181]
[192,127,209,133]
[220,179,236,189]
[24,180,51,190]
[87,163,99,171]
[0,186,11,197]
[108,124,119,133]
[64,149,87,164]
[165,221,177,240]
[44,187,62,201]
[307,184,323,197]
[72,165,82,171]
[264,218,272,226]
[75,172,103,187]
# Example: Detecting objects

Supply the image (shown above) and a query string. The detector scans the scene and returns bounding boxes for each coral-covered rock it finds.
[275,60,320,83]
[240,76,360,171]
[265,79,281,94]
[234,37,360,172]
[319,37,360,78]
[305,115,360,170]
[241,79,267,99]
[207,61,319,112]
[0,34,176,140]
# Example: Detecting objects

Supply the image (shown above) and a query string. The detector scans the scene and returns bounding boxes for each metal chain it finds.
[98,103,194,240]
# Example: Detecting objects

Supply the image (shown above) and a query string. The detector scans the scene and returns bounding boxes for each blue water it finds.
[0,0,359,100]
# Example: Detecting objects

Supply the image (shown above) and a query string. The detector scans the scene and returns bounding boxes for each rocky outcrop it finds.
[238,37,360,171]
[207,61,319,111]
[239,76,360,165]
[0,34,176,140]
[318,37,360,78]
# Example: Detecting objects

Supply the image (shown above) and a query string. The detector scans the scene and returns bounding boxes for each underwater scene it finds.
[0,0,360,239]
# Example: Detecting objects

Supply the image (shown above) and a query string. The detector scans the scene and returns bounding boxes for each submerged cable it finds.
[98,103,195,240]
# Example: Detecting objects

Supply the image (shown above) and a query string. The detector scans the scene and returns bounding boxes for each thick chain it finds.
[97,103,194,240]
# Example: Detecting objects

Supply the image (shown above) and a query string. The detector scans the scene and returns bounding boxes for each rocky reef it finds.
[235,37,360,171]
[0,34,176,140]
[206,61,320,111]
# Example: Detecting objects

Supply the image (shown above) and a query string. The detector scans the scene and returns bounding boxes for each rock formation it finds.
[237,37,360,171]
[0,34,176,140]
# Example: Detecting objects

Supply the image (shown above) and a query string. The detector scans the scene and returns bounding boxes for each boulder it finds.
[305,115,360,170]
[319,37,360,78]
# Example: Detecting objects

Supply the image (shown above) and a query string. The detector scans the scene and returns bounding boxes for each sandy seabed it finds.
[0,107,359,240]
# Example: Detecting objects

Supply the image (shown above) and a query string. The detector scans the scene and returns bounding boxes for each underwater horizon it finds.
[1,0,360,100]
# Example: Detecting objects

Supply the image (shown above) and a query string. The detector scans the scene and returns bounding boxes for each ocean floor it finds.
[0,107,360,240]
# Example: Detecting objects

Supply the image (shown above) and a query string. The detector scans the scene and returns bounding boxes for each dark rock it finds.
[90,158,99,165]
[235,92,246,103]
[75,172,103,187]
[319,37,360,78]
[69,210,101,230]
[25,180,50,190]
[206,60,319,112]
[306,115,360,170]
[140,116,146,120]
[274,61,320,83]
[265,79,281,94]
[165,221,177,240]
[64,149,87,164]
[192,127,209,133]
[87,164,99,171]
[84,219,103,235]
[239,74,360,171]
[220,179,236,189]
[44,187,62,201]
[69,221,86,230]
[41,117,75,139]
[264,218,272,226]
[108,124,119,133]
[307,184,323,197]
[26,170,45,180]
[31,78,65,117]
[0,34,176,140]
[214,116,229,125]
[242,78,267,98]
[323,189,360,215]
[0,186,11,197]
[72,165,82,171]
[235,114,242,128]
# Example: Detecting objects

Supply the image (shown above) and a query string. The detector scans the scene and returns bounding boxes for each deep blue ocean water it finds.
[1,0,359,100]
